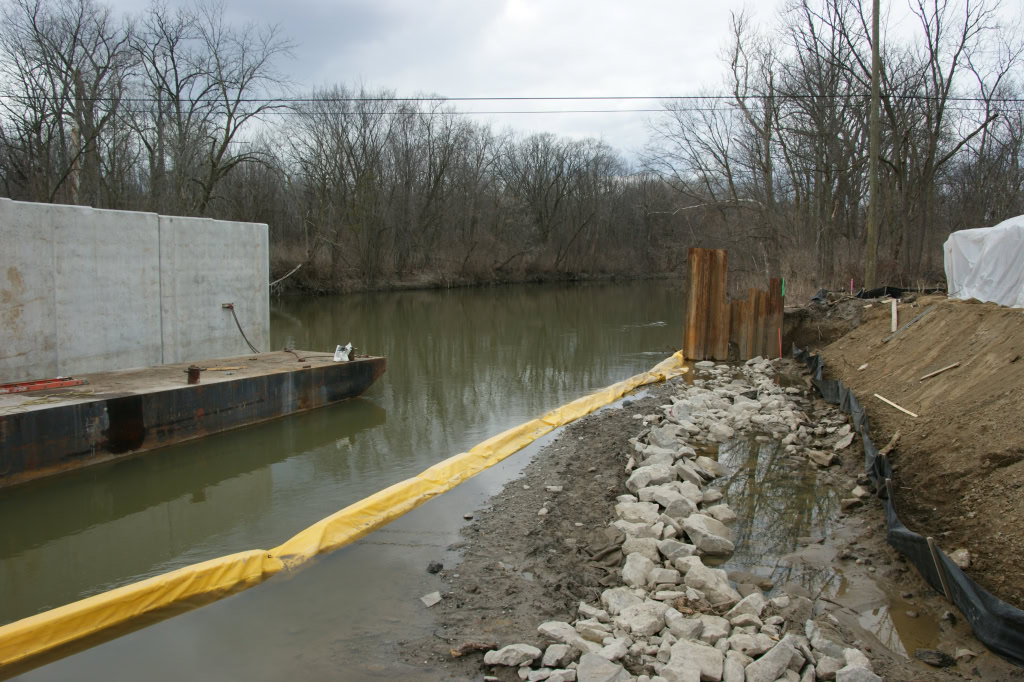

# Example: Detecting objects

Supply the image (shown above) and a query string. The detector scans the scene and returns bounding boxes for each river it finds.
[1,280,685,680]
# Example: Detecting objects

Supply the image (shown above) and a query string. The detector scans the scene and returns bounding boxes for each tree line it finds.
[0,0,1021,293]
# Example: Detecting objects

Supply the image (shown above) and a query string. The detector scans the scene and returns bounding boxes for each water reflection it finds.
[714,434,840,594]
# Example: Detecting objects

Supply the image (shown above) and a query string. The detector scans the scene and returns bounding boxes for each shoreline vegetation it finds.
[1,0,1021,297]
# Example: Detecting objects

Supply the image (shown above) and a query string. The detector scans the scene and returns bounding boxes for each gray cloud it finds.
[109,0,754,155]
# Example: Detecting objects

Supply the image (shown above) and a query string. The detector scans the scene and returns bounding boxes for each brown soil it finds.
[817,295,1024,611]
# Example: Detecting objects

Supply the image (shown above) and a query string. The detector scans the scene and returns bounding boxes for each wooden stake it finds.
[927,536,954,602]
[883,305,935,343]
[874,394,918,418]
[879,430,901,457]
[891,299,897,332]
[919,362,961,382]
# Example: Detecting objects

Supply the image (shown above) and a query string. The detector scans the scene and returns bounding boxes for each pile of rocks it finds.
[478,358,881,681]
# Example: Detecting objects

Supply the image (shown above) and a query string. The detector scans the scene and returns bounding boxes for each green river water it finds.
[1,281,687,680]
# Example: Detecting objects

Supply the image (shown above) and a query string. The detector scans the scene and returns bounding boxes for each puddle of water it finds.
[710,435,840,597]
[696,377,952,664]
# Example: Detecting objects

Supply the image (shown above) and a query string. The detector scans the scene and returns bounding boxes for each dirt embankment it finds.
[817,295,1024,610]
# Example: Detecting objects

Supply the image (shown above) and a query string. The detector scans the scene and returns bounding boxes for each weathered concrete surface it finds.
[0,199,268,383]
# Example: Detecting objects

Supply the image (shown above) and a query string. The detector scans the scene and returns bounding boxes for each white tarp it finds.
[943,215,1024,308]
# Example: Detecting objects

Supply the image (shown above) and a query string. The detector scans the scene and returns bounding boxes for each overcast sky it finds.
[107,0,761,155]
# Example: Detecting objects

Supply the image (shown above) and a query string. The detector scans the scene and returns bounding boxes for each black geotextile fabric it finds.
[793,345,1024,667]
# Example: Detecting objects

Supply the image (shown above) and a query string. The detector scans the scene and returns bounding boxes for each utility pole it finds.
[864,0,881,289]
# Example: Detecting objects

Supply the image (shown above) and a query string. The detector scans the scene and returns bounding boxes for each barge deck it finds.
[0,351,386,488]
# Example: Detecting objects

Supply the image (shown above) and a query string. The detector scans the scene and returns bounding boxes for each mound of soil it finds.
[818,295,1024,610]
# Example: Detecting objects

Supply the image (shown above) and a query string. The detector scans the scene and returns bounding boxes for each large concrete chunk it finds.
[538,621,601,654]
[576,653,632,682]
[683,515,736,556]
[669,639,725,681]
[621,553,655,587]
[725,593,766,619]
[616,501,661,524]
[649,424,686,449]
[743,638,798,682]
[614,600,670,637]
[600,587,643,615]
[483,643,541,666]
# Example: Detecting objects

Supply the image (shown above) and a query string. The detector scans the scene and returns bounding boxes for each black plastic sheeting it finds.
[810,286,945,304]
[793,346,1024,667]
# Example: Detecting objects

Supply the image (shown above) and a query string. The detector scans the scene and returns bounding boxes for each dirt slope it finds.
[817,295,1024,609]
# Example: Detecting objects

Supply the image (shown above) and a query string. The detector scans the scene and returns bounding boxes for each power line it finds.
[1,92,1022,106]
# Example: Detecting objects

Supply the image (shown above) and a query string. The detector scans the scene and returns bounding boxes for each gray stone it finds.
[850,486,871,500]
[542,644,574,668]
[595,637,630,661]
[815,656,843,680]
[538,621,602,655]
[616,501,662,524]
[612,519,663,539]
[420,591,442,607]
[576,653,631,682]
[579,602,610,623]
[950,548,971,569]
[665,610,704,640]
[665,496,700,519]
[726,633,772,657]
[834,667,881,682]
[832,432,855,450]
[650,424,686,449]
[675,555,704,575]
[673,463,706,488]
[727,614,762,628]
[615,600,670,637]
[709,423,735,442]
[601,587,643,615]
[649,567,682,586]
[484,643,541,666]
[695,456,728,478]
[804,622,845,660]
[723,651,751,682]
[660,657,703,682]
[669,639,724,681]
[696,615,731,645]
[683,515,735,556]
[842,649,872,672]
[575,619,612,643]
[742,638,797,682]
[623,536,662,562]
[705,504,737,524]
[528,669,554,682]
[684,565,741,605]
[725,592,766,619]
[659,539,698,561]
[806,450,838,468]
[548,669,578,682]
[702,489,724,504]
[622,553,656,587]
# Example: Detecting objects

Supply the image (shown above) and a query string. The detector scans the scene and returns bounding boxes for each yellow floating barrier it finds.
[0,352,685,670]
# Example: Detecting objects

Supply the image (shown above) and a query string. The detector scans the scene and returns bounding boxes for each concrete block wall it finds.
[0,199,269,383]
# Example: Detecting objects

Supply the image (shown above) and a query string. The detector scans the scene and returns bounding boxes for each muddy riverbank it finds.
[405,359,1021,681]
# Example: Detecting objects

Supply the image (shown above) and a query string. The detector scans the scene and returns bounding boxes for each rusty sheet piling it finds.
[684,248,785,362]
